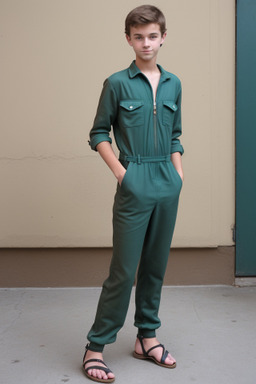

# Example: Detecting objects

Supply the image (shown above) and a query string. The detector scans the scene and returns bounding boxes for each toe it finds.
[92,369,98,378]
[108,372,115,379]
[87,367,114,381]
[166,353,176,365]
[97,369,103,379]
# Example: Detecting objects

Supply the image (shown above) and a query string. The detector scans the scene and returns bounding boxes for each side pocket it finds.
[120,162,131,190]
[170,161,183,186]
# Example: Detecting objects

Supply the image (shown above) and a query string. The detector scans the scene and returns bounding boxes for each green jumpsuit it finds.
[87,61,184,352]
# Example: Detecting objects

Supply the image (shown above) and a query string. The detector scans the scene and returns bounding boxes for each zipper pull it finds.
[153,102,157,115]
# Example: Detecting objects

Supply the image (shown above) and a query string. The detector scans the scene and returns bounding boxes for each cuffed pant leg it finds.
[87,187,153,346]
[134,187,180,332]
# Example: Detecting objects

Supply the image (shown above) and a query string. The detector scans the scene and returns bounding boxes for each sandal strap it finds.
[84,365,112,374]
[137,334,147,356]
[82,343,90,363]
[83,358,112,374]
[148,344,170,365]
[82,344,113,375]
[146,343,162,356]
[137,336,170,364]
[83,358,107,368]
[137,335,163,357]
[161,348,169,364]
[83,343,107,366]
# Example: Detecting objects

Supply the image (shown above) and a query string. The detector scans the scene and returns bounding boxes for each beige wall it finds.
[0,0,235,248]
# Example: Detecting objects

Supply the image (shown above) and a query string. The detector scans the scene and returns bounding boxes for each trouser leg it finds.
[87,183,153,348]
[134,164,182,334]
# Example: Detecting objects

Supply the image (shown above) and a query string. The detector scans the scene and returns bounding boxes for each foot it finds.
[83,350,115,382]
[134,337,176,367]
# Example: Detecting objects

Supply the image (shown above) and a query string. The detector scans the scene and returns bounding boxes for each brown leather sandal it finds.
[133,335,176,369]
[82,344,115,383]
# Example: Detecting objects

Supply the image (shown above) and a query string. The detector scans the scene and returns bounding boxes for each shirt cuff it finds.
[171,143,184,155]
[88,136,112,151]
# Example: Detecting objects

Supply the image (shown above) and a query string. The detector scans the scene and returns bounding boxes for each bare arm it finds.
[171,152,184,182]
[96,141,126,186]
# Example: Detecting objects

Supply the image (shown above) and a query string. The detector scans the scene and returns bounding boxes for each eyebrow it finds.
[133,32,159,36]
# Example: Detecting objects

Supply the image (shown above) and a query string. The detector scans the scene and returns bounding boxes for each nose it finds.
[143,38,150,47]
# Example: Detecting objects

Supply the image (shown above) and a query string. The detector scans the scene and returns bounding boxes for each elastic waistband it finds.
[119,153,171,164]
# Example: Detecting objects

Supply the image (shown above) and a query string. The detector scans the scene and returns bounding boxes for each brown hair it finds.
[125,5,167,36]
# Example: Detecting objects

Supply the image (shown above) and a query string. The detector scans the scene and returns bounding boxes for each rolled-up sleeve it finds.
[89,79,118,151]
[171,85,184,155]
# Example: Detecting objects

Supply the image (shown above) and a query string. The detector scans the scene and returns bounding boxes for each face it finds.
[126,23,166,62]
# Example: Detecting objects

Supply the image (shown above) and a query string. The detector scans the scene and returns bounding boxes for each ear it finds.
[126,34,133,46]
[160,32,167,46]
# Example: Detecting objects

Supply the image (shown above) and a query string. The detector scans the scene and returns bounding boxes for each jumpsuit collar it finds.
[128,60,171,82]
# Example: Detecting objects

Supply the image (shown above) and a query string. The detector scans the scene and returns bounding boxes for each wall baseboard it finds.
[235,277,256,287]
[0,246,235,287]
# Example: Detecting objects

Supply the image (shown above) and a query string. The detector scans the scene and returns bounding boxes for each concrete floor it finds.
[0,286,256,384]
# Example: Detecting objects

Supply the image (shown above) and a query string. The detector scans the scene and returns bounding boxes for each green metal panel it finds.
[236,0,256,275]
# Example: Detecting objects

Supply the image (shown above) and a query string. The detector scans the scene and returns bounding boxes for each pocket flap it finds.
[120,100,144,111]
[163,100,178,111]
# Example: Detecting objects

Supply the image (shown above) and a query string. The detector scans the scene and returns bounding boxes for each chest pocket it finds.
[162,100,178,127]
[119,100,144,128]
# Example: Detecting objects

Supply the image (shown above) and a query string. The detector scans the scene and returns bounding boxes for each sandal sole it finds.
[133,351,176,369]
[82,367,115,383]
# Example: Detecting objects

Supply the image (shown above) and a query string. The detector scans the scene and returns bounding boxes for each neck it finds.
[135,57,158,74]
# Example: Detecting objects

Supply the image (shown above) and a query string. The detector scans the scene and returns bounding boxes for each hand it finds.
[178,171,184,182]
[171,152,183,183]
[117,168,126,186]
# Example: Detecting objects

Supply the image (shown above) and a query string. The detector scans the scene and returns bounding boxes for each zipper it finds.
[153,101,157,154]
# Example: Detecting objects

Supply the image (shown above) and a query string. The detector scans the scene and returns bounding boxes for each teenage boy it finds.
[83,5,184,383]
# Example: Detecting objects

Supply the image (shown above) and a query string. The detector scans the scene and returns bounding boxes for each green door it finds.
[236,0,256,275]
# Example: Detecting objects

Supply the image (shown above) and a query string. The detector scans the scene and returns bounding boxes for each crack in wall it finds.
[0,155,92,161]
